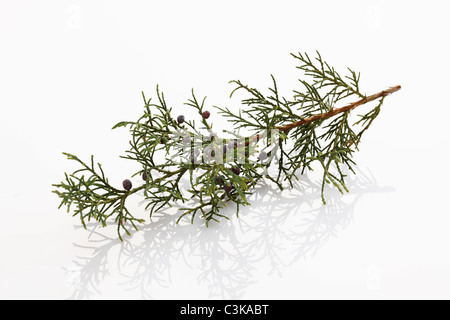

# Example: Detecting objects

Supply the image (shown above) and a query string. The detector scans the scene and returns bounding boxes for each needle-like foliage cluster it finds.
[53,51,399,240]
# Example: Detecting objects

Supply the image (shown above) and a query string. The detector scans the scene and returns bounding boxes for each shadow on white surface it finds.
[65,168,394,299]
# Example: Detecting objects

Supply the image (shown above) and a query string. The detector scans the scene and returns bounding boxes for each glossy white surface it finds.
[1,0,449,299]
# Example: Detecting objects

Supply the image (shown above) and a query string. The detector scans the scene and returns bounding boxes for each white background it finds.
[1,0,449,300]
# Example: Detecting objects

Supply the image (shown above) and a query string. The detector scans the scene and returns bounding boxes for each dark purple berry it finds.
[259,151,268,161]
[209,132,217,142]
[142,172,147,181]
[202,111,211,119]
[123,179,132,191]
[190,148,200,164]
[160,137,168,144]
[215,176,224,185]
[222,144,228,155]
[229,140,242,150]
[224,184,232,193]
[177,115,185,124]
[204,147,216,159]
[231,166,240,175]
[193,148,200,157]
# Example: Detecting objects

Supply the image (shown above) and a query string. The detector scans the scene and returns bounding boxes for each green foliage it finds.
[53,51,399,240]
[52,153,145,241]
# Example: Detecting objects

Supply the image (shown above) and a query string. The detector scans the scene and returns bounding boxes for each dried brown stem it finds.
[276,85,401,132]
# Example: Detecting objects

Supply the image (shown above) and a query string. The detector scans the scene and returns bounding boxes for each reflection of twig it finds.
[117,215,178,299]
[67,167,394,299]
[66,229,118,300]
[195,235,253,298]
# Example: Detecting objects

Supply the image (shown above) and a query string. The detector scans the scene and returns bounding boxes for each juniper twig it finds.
[53,51,401,240]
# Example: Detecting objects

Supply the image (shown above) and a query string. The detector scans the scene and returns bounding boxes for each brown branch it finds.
[276,85,401,132]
